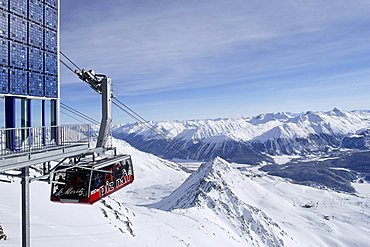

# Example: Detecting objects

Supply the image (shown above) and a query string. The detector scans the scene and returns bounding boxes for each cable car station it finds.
[0,1,134,246]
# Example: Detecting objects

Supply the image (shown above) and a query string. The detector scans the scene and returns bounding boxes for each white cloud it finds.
[60,0,370,96]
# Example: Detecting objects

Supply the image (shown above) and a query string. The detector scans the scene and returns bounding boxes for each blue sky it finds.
[59,0,370,124]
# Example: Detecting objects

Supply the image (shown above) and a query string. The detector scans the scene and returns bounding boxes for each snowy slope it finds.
[153,157,289,246]
[1,140,370,246]
[155,157,370,246]
[0,138,189,246]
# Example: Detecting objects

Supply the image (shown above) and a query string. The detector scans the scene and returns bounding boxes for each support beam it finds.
[20,99,31,127]
[21,166,30,247]
[21,99,31,142]
[5,97,16,150]
[42,100,46,145]
[96,77,112,149]
[0,144,91,172]
[21,99,27,129]
[27,99,31,128]
[51,100,58,145]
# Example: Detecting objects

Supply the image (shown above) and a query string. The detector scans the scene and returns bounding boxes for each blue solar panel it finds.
[29,72,44,96]
[29,47,44,72]
[10,0,28,17]
[45,75,57,97]
[29,22,43,48]
[10,41,27,69]
[10,69,28,95]
[45,6,57,31]
[0,10,8,38]
[1,0,59,98]
[45,52,57,75]
[45,0,58,9]
[0,66,8,93]
[29,0,43,24]
[45,29,57,52]
[10,15,27,43]
[0,0,9,10]
[0,38,8,66]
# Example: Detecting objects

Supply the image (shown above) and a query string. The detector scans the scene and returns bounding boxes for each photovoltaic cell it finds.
[0,66,8,93]
[29,22,43,48]
[1,0,59,98]
[29,0,43,24]
[45,52,57,75]
[10,41,27,69]
[29,72,44,96]
[29,47,43,72]
[45,75,57,97]
[0,0,9,10]
[45,6,57,31]
[10,0,28,17]
[0,38,8,66]
[45,29,57,52]
[45,0,58,9]
[10,69,28,95]
[10,14,27,43]
[0,10,8,38]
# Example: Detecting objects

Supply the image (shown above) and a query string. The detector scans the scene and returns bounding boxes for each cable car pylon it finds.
[60,51,194,162]
[47,57,135,204]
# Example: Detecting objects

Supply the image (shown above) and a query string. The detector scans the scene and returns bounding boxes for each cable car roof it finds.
[52,154,131,173]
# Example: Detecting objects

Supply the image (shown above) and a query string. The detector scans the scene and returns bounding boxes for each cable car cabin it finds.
[50,155,134,204]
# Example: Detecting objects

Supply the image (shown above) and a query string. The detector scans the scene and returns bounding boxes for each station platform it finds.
[0,124,92,172]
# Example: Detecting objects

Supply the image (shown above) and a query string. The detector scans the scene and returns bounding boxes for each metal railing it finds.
[0,124,91,158]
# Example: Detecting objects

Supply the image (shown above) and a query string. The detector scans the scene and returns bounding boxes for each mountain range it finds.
[113,108,370,164]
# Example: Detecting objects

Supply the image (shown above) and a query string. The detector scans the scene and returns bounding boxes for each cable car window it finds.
[89,159,134,204]
[51,169,90,202]
[51,156,134,204]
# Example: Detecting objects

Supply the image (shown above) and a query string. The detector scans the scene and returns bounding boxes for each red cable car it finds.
[50,155,134,204]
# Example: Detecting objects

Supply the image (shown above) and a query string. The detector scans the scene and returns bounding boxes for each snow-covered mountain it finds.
[113,109,370,164]
[1,139,369,246]
[342,128,370,150]
[153,158,288,246]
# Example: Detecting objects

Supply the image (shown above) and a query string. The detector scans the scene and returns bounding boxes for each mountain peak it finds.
[153,157,287,246]
[201,156,234,175]
[329,107,346,117]
[250,112,291,125]
[154,157,242,211]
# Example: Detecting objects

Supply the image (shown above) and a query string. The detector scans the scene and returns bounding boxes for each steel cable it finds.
[59,51,192,161]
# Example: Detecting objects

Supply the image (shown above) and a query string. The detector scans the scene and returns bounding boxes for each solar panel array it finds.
[0,0,58,98]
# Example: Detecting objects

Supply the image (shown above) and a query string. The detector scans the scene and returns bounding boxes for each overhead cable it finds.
[60,59,76,74]
[60,51,82,71]
[60,103,100,125]
[60,109,87,124]
[59,51,190,160]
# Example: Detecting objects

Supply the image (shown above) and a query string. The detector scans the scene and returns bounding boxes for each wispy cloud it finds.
[59,0,370,121]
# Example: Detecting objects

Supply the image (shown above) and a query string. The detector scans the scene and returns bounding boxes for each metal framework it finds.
[0,67,116,246]
[0,0,120,244]
[0,126,108,246]
[0,124,91,157]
